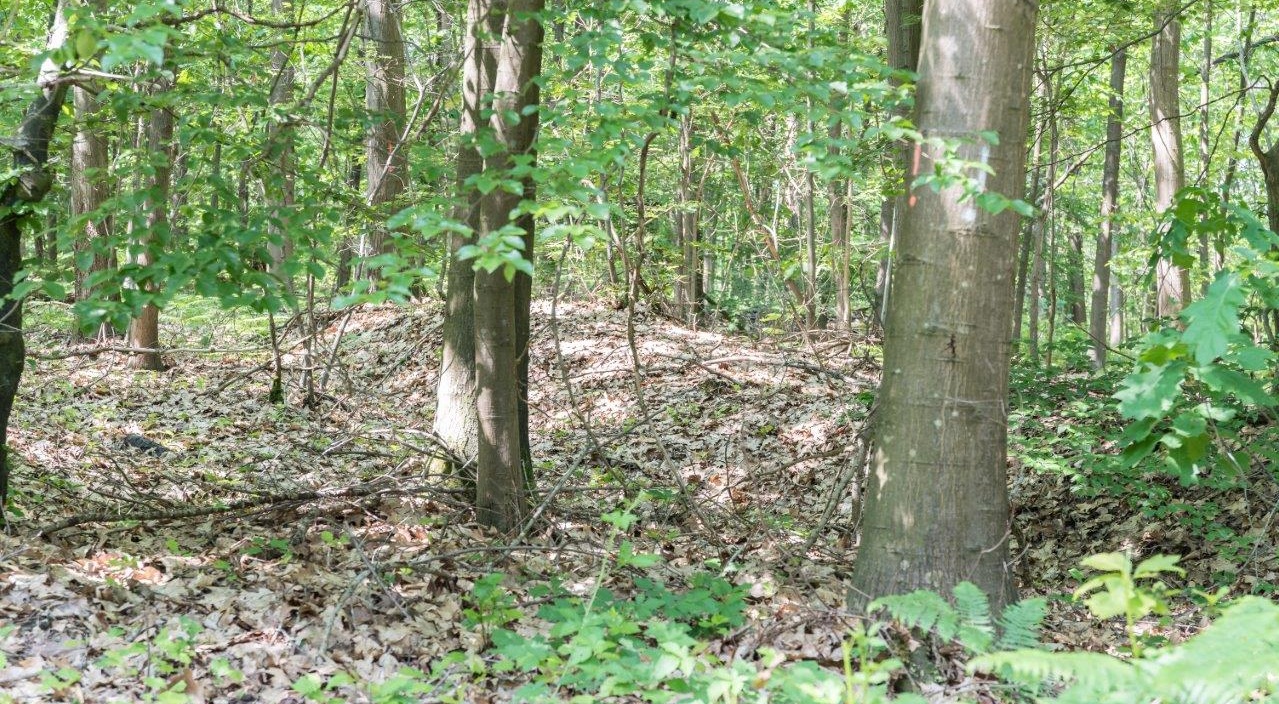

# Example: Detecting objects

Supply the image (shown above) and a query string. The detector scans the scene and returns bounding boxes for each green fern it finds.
[971,596,1279,703]
[870,582,1043,655]
[997,597,1048,651]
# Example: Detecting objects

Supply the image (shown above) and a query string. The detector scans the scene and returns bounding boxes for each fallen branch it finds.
[32,479,428,537]
[32,345,269,360]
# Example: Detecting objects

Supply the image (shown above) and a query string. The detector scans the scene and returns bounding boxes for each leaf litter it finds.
[0,298,1273,701]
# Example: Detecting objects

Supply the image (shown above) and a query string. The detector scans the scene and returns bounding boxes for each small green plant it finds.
[973,552,1279,703]
[462,572,523,645]
[1071,552,1183,657]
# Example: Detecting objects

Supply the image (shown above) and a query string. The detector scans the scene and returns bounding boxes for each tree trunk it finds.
[0,2,69,503]
[474,0,544,531]
[433,0,506,479]
[364,0,408,265]
[127,77,174,372]
[674,110,703,325]
[850,0,1036,611]
[1013,117,1043,347]
[1150,3,1189,317]
[266,0,296,285]
[1249,82,1279,236]
[875,0,923,322]
[1090,48,1126,369]
[70,85,114,334]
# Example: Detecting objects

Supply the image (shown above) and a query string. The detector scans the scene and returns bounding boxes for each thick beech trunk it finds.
[1249,82,1279,236]
[1090,49,1126,368]
[1150,3,1190,317]
[851,0,1036,611]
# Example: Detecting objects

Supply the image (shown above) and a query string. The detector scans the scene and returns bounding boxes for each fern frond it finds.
[997,597,1047,651]
[869,589,958,640]
[970,649,1140,691]
[951,582,995,652]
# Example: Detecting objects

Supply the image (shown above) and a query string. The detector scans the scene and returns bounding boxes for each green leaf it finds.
[1079,552,1130,574]
[1180,272,1244,364]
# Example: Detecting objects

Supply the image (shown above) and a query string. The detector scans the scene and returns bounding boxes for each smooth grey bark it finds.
[0,2,69,502]
[850,0,1037,611]
[1150,2,1190,317]
[364,0,408,264]
[433,0,505,479]
[1090,49,1126,369]
[126,77,174,372]
[474,0,544,531]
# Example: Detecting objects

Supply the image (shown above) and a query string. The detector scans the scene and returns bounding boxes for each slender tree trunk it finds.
[850,0,1036,611]
[0,2,69,502]
[1150,2,1190,317]
[474,0,544,531]
[1028,74,1052,365]
[1013,118,1044,347]
[433,0,505,479]
[675,110,702,324]
[70,85,114,335]
[1109,233,1124,347]
[127,77,174,372]
[364,0,408,265]
[266,0,296,284]
[875,0,923,324]
[1090,48,1126,369]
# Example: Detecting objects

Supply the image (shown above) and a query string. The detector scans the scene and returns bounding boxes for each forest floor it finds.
[0,297,1275,702]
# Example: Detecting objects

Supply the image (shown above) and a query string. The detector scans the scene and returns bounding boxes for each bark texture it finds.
[266,0,296,283]
[1090,49,1126,369]
[851,0,1037,611]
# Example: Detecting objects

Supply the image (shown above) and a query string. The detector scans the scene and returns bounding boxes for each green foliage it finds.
[1117,189,1279,484]
[1072,552,1183,656]
[974,554,1279,704]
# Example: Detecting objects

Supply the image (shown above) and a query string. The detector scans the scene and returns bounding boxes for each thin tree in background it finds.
[851,0,1037,610]
[1090,48,1126,369]
[1150,1,1190,317]
[364,0,408,266]
[127,77,174,372]
[875,0,923,326]
[70,85,114,338]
